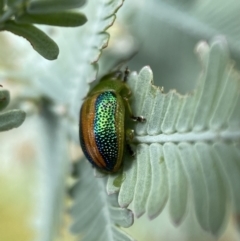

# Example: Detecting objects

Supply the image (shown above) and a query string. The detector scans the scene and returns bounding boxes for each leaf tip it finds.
[14,110,26,127]
[210,36,228,50]
[195,41,209,56]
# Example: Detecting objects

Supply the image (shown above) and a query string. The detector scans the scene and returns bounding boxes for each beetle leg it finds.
[126,144,135,156]
[123,67,130,82]
[131,115,146,122]
[126,129,135,156]
[123,97,146,122]
[122,68,144,121]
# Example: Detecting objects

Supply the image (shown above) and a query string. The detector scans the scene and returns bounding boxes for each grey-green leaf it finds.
[16,12,87,27]
[147,144,168,219]
[0,109,26,131]
[70,160,134,241]
[164,143,188,225]
[3,21,59,60]
[27,0,86,14]
[0,89,10,110]
[179,142,209,231]
[132,144,151,218]
[195,142,227,234]
[106,38,240,235]
[214,143,240,214]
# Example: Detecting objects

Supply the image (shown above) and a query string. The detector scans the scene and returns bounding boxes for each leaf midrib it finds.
[134,129,240,143]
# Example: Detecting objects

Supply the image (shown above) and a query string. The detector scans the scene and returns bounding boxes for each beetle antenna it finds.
[123,67,130,82]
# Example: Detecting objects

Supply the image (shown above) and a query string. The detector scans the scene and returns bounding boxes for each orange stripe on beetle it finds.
[80,96,106,169]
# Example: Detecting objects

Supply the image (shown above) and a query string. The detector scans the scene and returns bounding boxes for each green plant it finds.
[0,0,240,241]
[0,0,87,60]
[0,86,25,131]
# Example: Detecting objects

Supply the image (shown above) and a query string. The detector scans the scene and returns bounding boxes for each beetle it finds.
[79,68,145,173]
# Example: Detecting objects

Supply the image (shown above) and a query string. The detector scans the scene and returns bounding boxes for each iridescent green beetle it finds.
[79,68,145,173]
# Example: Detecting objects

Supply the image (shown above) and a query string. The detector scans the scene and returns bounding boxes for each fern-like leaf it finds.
[70,159,134,241]
[106,38,240,235]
